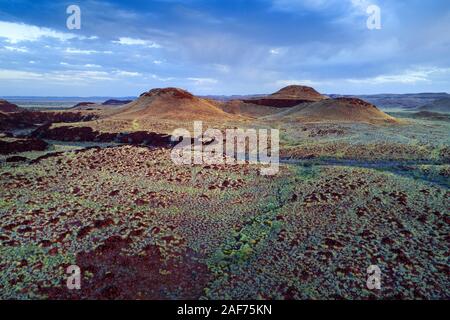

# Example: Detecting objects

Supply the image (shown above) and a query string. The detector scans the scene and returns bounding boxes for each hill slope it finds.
[109,88,236,121]
[0,99,21,113]
[269,85,327,101]
[243,85,327,108]
[265,97,397,124]
[219,100,283,118]
[417,98,450,113]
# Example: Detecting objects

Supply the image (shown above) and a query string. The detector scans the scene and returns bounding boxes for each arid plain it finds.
[0,85,449,299]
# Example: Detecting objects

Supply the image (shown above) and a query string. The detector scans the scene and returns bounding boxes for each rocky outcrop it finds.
[242,98,314,108]
[72,102,96,108]
[5,155,29,162]
[0,99,21,113]
[139,87,195,99]
[69,102,104,111]
[0,111,98,131]
[243,85,327,108]
[0,137,48,154]
[102,99,132,105]
[31,124,173,147]
[269,85,326,101]
[116,131,173,146]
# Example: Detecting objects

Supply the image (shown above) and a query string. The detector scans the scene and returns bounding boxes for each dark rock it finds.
[71,102,96,108]
[32,125,173,147]
[0,99,21,112]
[5,155,28,162]
[0,110,98,131]
[242,98,312,108]
[0,137,48,154]
[102,99,132,106]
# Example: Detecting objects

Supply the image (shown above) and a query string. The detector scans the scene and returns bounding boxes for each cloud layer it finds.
[0,0,449,96]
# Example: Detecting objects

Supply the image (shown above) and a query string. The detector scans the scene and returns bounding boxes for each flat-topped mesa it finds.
[140,87,195,100]
[243,85,327,108]
[0,99,21,113]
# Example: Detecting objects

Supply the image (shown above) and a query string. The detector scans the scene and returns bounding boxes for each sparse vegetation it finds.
[0,86,449,300]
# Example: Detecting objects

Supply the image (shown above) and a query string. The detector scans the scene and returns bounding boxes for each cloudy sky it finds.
[0,0,449,96]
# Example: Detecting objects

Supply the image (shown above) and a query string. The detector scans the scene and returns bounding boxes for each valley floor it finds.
[1,144,448,299]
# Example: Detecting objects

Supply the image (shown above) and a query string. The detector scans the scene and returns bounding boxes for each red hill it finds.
[243,85,327,108]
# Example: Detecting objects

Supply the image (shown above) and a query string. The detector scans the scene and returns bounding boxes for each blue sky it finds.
[0,0,449,96]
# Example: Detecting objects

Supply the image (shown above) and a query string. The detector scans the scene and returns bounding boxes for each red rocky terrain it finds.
[0,137,48,154]
[0,146,448,299]
[31,124,173,146]
[243,85,327,108]
[0,110,98,131]
[0,99,21,113]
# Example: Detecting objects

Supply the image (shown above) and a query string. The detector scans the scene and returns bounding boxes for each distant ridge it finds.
[417,97,450,113]
[329,93,450,109]
[70,100,132,111]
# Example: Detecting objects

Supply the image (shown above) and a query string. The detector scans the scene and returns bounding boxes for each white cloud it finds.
[347,67,450,85]
[84,64,101,68]
[271,0,336,12]
[269,47,289,57]
[3,45,29,53]
[212,64,230,73]
[187,77,218,85]
[153,60,163,65]
[0,21,93,43]
[112,37,161,48]
[60,62,101,68]
[65,48,112,55]
[114,70,142,77]
[270,48,280,55]
[0,68,112,82]
[0,69,42,80]
[350,0,375,14]
[271,0,372,14]
[53,71,112,82]
[151,74,175,82]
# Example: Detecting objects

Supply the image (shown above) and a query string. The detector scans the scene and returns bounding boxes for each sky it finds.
[0,0,449,96]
